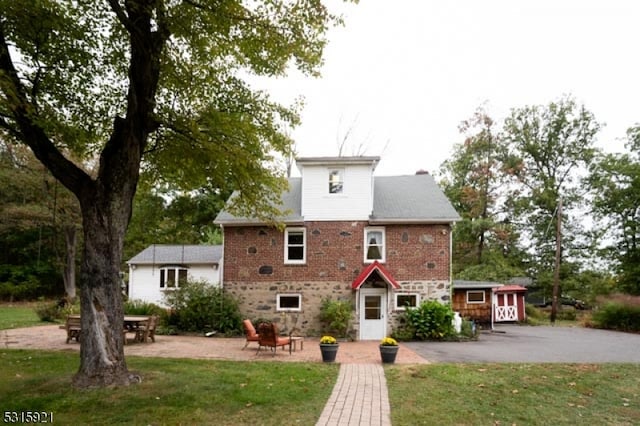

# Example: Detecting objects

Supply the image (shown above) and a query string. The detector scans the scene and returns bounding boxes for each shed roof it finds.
[453,280,504,290]
[127,245,222,265]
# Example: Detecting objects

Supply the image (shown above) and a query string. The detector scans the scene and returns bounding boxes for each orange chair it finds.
[242,319,260,350]
[257,322,292,356]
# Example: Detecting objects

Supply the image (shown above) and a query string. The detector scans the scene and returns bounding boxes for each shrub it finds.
[163,281,242,335]
[319,298,353,338]
[592,295,640,332]
[123,299,164,316]
[403,300,455,340]
[34,298,80,322]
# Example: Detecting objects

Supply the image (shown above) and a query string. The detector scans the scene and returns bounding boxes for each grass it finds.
[0,304,43,330]
[0,349,339,425]
[386,363,640,425]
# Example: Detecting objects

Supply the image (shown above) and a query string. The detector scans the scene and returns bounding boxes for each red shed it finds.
[493,285,527,322]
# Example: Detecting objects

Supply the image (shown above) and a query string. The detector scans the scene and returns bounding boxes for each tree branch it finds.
[0,21,91,195]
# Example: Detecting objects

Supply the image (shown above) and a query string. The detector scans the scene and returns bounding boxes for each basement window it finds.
[277,294,302,312]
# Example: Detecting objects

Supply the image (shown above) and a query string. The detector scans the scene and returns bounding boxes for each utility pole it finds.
[550,198,562,324]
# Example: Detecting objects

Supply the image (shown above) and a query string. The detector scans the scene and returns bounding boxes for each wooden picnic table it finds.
[62,315,156,343]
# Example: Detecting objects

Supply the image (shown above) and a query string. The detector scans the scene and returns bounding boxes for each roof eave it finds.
[368,217,461,225]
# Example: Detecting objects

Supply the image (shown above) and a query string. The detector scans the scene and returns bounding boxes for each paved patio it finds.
[1,324,429,364]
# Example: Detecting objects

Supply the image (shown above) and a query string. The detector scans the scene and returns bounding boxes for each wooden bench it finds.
[60,315,81,343]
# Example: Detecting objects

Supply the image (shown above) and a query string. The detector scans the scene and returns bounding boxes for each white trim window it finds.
[277,294,302,312]
[329,169,344,194]
[466,290,485,304]
[160,266,188,289]
[364,227,385,263]
[284,227,306,264]
[395,293,419,310]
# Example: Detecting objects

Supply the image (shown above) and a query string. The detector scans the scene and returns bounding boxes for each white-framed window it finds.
[364,227,385,263]
[160,266,188,289]
[466,290,485,304]
[328,169,344,194]
[395,293,419,310]
[284,227,306,264]
[277,294,302,311]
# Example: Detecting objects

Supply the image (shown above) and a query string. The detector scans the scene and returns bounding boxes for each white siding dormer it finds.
[297,156,379,221]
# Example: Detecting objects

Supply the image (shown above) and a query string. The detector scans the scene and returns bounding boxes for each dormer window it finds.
[329,169,344,194]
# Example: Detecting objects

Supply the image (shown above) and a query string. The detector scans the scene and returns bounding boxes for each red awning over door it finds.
[351,261,401,290]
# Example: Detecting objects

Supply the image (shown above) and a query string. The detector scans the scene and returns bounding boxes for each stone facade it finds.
[222,221,452,338]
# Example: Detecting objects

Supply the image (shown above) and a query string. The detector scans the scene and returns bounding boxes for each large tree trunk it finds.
[72,183,137,387]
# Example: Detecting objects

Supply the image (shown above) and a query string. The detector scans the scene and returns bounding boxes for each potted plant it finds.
[379,337,399,364]
[319,335,339,362]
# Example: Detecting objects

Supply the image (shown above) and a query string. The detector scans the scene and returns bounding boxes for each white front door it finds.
[359,288,386,340]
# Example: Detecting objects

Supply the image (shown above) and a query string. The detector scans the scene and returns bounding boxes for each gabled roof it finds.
[214,178,304,225]
[215,174,460,225]
[351,261,401,290]
[127,245,222,265]
[370,174,460,224]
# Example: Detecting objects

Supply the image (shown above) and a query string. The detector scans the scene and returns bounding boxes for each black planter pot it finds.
[320,344,339,362]
[379,345,399,363]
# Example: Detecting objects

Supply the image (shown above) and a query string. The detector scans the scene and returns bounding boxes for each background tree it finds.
[587,126,640,294]
[0,0,347,387]
[501,96,601,296]
[0,142,80,300]
[439,107,523,281]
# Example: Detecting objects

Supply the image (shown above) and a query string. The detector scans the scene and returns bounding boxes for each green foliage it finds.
[163,281,242,335]
[33,298,80,322]
[0,263,61,301]
[319,297,353,338]
[402,300,455,341]
[587,128,640,295]
[123,299,164,316]
[592,295,640,332]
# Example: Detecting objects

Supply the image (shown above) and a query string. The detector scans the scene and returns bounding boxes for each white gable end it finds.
[298,157,378,221]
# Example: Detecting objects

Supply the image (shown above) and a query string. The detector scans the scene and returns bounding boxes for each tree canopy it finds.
[0,0,351,387]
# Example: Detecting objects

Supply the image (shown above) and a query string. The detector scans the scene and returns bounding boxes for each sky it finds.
[256,0,640,177]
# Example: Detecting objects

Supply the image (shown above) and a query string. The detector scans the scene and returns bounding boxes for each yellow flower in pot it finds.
[379,337,399,363]
[319,335,338,362]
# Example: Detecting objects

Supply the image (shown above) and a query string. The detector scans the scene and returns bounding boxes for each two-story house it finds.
[214,156,460,340]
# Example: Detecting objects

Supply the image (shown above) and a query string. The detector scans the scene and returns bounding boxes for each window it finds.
[160,266,188,289]
[466,290,485,304]
[364,227,385,262]
[395,293,419,310]
[285,228,306,264]
[329,169,344,194]
[277,294,302,311]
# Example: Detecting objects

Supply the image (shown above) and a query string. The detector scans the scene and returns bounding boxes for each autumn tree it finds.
[502,96,601,293]
[439,107,522,281]
[0,0,348,387]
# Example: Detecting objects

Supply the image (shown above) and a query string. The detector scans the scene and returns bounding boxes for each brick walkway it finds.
[316,364,391,426]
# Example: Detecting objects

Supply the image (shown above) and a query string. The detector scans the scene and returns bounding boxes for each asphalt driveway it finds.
[405,324,640,363]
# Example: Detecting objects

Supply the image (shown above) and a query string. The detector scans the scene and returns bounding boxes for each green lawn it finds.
[0,304,44,330]
[0,349,339,425]
[387,363,640,425]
